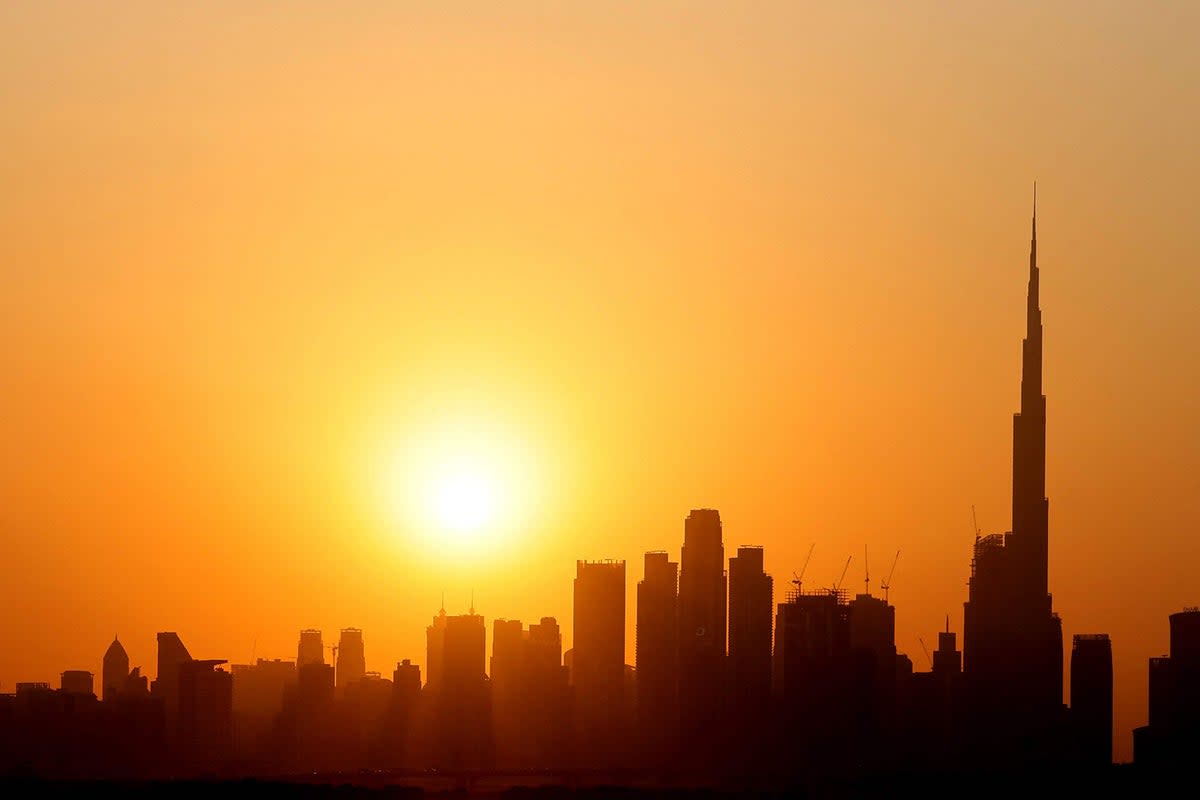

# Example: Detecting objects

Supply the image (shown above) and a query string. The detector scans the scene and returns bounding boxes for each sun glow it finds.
[379,413,541,557]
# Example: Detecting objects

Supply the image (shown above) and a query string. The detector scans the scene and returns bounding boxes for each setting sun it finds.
[426,462,499,535]
[377,410,544,558]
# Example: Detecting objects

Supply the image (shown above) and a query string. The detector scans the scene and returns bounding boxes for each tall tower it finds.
[572,559,627,762]
[963,190,1064,758]
[677,509,726,746]
[102,636,130,702]
[1010,185,1050,597]
[728,546,773,706]
[636,551,679,748]
[337,628,366,688]
[297,629,324,667]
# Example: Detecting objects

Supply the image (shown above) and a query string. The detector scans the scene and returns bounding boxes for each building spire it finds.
[1031,181,1037,268]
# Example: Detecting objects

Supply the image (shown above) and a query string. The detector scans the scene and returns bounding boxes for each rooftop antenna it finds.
[881,549,901,603]
[946,614,951,634]
[469,589,475,615]
[791,543,815,594]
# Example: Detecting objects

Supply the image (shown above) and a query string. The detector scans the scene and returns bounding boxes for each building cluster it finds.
[1,205,1196,780]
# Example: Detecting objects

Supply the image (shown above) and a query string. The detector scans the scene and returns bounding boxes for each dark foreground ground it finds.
[0,764,1190,800]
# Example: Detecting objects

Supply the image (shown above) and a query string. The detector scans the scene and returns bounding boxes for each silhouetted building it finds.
[636,550,678,754]
[963,201,1064,762]
[429,609,491,770]
[1135,608,1200,764]
[425,608,448,691]
[774,589,853,750]
[151,631,192,724]
[297,628,324,667]
[729,546,773,707]
[490,616,569,768]
[900,619,964,766]
[1070,633,1113,766]
[60,670,94,696]
[337,628,366,688]
[848,592,898,738]
[678,509,726,748]
[102,636,130,702]
[178,659,233,763]
[573,559,627,764]
[231,658,297,718]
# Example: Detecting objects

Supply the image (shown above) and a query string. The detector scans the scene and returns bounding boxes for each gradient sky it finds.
[2,2,1198,762]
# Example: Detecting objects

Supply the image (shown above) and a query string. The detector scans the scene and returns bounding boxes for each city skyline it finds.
[4,3,1199,773]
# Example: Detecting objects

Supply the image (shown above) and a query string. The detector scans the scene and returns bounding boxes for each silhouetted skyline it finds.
[4,210,1196,788]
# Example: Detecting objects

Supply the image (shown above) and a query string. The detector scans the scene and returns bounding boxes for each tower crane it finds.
[325,642,339,684]
[791,543,815,594]
[832,555,852,594]
[880,549,901,604]
[863,545,870,596]
[919,637,933,669]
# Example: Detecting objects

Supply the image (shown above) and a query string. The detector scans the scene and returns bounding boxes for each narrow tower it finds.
[962,189,1063,760]
[1010,184,1050,596]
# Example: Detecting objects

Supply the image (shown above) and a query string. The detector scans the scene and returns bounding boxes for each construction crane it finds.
[881,549,901,603]
[919,637,933,669]
[791,543,815,594]
[863,545,870,596]
[832,555,852,594]
[325,642,339,670]
[971,504,982,541]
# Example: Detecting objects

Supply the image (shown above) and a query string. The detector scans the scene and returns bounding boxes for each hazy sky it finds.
[2,2,1198,762]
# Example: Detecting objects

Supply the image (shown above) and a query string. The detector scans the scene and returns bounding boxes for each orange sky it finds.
[2,2,1198,763]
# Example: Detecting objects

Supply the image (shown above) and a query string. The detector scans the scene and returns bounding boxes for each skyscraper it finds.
[963,193,1064,757]
[636,551,679,751]
[152,631,193,721]
[573,559,627,762]
[1070,634,1113,766]
[297,629,324,667]
[337,628,366,688]
[430,609,490,769]
[1134,608,1200,764]
[102,636,130,702]
[728,545,773,706]
[678,509,726,740]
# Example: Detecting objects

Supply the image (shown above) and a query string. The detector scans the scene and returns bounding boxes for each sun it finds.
[427,463,499,534]
[378,415,539,556]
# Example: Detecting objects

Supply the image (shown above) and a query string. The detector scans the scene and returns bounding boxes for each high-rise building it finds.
[773,590,852,736]
[1134,608,1200,764]
[678,510,726,738]
[60,670,94,696]
[297,629,324,667]
[426,608,448,691]
[1070,634,1113,766]
[337,628,366,688]
[230,658,297,718]
[728,546,773,707]
[573,559,627,762]
[848,591,898,736]
[102,636,130,702]
[429,609,491,769]
[636,551,679,750]
[490,616,568,768]
[152,631,192,720]
[963,196,1064,757]
[178,659,233,762]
